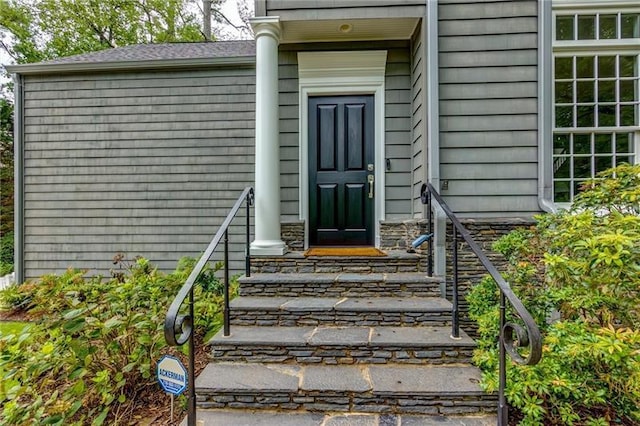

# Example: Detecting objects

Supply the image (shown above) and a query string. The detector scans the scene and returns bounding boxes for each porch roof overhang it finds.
[279,17,420,44]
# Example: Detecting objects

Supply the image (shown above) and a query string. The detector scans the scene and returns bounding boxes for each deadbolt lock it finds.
[367,164,374,171]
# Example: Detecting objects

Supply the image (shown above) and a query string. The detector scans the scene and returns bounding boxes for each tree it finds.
[0,0,205,64]
[0,98,13,273]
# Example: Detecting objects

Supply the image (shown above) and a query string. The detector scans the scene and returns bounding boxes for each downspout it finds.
[426,0,447,288]
[538,0,557,213]
[13,73,25,284]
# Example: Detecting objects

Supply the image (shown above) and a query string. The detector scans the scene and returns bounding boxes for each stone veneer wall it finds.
[379,220,429,251]
[281,220,430,252]
[281,221,305,251]
[446,218,535,336]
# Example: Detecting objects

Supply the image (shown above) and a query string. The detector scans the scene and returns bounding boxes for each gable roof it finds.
[5,40,256,75]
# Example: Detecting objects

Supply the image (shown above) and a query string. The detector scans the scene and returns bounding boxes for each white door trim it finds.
[298,51,387,248]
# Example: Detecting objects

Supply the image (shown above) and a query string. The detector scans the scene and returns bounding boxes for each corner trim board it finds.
[13,74,24,284]
[538,0,557,214]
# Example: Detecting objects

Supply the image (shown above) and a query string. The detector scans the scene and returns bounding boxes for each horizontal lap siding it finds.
[385,44,412,218]
[22,68,256,279]
[266,0,425,20]
[411,20,426,217]
[279,50,300,221]
[438,0,539,217]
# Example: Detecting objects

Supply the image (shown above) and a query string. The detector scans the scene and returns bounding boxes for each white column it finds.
[250,17,286,256]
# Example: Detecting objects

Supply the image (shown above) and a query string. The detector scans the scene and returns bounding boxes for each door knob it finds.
[367,174,375,198]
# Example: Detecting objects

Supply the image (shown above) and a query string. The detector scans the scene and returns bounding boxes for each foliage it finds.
[0,98,13,275]
[0,235,12,275]
[0,256,236,425]
[0,0,204,64]
[468,164,640,425]
[0,98,12,236]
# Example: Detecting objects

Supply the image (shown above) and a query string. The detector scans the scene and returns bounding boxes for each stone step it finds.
[230,296,452,327]
[184,409,497,425]
[210,325,474,365]
[250,251,427,274]
[239,272,444,298]
[195,362,496,415]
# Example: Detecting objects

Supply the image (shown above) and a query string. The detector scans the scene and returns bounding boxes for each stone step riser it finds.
[251,257,426,274]
[212,345,473,365]
[231,311,450,327]
[239,283,441,298]
[196,391,496,416]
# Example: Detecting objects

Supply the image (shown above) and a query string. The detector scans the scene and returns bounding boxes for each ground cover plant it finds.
[0,255,234,425]
[468,164,640,425]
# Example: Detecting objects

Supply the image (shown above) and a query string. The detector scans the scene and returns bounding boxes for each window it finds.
[553,8,640,202]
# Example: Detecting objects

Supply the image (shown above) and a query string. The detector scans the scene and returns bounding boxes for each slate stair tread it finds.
[184,410,497,425]
[230,296,452,313]
[209,325,475,348]
[239,272,444,284]
[196,362,486,396]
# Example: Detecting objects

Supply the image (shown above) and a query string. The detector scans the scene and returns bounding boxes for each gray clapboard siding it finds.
[437,180,537,197]
[440,82,537,100]
[278,50,300,220]
[439,50,537,68]
[441,147,537,164]
[438,0,539,217]
[21,67,256,279]
[24,94,256,108]
[265,0,425,20]
[439,16,537,36]
[439,99,537,116]
[439,1,537,20]
[440,196,540,215]
[25,103,255,117]
[411,19,426,217]
[25,111,255,125]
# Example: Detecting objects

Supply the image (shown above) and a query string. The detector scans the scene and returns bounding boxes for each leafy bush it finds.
[0,256,236,425]
[468,164,640,425]
[0,231,12,276]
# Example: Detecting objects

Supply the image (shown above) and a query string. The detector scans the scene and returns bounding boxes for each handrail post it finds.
[420,182,541,424]
[451,228,460,339]
[187,287,196,426]
[498,291,508,426]
[427,190,433,276]
[164,187,254,426]
[224,229,230,337]
[245,192,251,277]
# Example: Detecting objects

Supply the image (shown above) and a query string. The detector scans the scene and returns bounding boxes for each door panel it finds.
[309,95,374,246]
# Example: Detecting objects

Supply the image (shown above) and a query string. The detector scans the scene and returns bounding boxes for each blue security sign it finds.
[157,355,188,396]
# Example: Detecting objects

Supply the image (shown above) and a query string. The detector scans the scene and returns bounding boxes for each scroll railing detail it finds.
[421,183,542,425]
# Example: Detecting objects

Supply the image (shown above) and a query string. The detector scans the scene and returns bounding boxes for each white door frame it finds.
[298,51,387,248]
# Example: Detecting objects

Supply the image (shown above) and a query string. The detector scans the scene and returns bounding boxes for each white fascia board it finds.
[553,0,640,11]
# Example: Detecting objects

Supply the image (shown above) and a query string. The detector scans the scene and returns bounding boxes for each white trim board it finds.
[298,50,387,248]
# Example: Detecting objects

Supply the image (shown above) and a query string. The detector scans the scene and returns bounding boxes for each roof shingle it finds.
[44,40,255,64]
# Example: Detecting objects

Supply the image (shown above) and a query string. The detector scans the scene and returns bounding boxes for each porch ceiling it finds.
[280,18,420,43]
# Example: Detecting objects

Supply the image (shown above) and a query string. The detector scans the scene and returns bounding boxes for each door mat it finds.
[304,247,386,257]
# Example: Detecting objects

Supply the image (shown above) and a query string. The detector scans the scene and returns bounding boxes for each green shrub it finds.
[468,164,640,425]
[0,256,235,425]
[0,231,13,275]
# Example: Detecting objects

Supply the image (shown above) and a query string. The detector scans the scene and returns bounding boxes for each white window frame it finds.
[551,1,640,206]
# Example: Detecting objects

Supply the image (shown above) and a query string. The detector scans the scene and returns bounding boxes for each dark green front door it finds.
[309,95,375,246]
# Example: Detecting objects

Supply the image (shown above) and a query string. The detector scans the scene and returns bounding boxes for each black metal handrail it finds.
[164,187,254,426]
[421,183,542,426]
